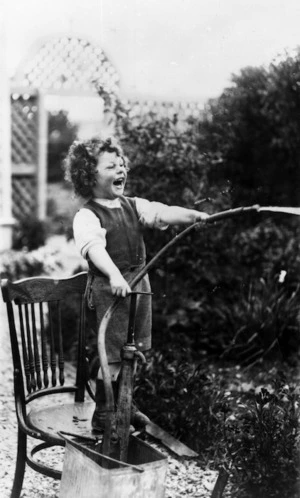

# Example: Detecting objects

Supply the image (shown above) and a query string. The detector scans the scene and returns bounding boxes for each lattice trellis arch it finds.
[12,36,120,94]
[9,35,120,225]
[9,34,205,229]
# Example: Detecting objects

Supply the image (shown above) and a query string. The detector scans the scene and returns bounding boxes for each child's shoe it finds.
[131,402,150,429]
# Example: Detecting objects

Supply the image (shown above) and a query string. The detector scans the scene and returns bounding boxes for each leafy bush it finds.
[135,355,300,498]
[46,182,81,237]
[12,217,47,251]
[200,52,300,207]
[222,276,300,365]
[222,374,300,497]
[146,216,300,362]
[47,110,78,183]
[135,352,224,448]
[0,247,62,281]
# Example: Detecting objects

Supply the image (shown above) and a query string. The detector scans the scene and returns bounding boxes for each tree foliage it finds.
[200,51,300,206]
[47,110,78,182]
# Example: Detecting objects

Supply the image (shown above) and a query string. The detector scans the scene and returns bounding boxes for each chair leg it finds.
[11,428,27,498]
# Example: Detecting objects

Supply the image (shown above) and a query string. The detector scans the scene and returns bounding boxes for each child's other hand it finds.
[195,211,209,221]
[109,274,131,297]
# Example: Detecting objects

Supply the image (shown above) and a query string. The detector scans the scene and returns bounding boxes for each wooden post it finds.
[0,12,14,250]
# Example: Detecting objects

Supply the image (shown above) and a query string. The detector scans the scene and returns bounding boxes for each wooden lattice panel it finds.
[11,93,38,165]
[14,37,120,94]
[12,176,37,220]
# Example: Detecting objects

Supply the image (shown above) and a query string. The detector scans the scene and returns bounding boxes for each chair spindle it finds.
[18,305,31,394]
[24,304,36,391]
[48,302,57,386]
[39,302,49,388]
[57,301,65,386]
[31,304,42,389]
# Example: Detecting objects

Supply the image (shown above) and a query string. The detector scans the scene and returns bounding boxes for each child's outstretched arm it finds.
[159,206,209,225]
[88,245,131,297]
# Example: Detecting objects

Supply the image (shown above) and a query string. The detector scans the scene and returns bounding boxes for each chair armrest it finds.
[15,397,43,440]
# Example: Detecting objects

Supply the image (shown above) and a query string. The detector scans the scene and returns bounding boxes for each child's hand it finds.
[109,273,131,297]
[195,211,209,221]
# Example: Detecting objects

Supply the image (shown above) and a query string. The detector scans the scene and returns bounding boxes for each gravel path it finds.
[0,237,219,497]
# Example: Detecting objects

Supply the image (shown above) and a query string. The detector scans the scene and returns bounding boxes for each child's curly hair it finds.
[64,136,128,198]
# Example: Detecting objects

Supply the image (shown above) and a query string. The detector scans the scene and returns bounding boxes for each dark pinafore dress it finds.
[84,196,152,363]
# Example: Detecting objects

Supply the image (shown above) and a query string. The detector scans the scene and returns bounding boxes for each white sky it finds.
[3,0,300,104]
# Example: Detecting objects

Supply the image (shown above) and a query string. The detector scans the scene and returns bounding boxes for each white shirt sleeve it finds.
[73,208,106,259]
[134,197,169,229]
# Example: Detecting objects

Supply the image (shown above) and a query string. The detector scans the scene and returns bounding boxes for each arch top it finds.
[12,35,120,95]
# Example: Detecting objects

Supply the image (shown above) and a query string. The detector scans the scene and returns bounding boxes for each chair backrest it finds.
[1,271,89,405]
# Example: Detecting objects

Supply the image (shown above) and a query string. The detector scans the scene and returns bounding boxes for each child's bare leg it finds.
[96,362,121,381]
[92,362,150,431]
[92,363,120,432]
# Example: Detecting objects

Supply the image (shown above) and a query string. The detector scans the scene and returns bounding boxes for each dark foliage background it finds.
[47,110,78,183]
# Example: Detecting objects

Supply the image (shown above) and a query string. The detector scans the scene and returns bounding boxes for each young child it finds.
[65,136,208,432]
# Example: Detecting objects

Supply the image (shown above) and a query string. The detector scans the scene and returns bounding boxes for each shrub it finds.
[147,217,300,361]
[47,110,78,183]
[0,247,62,281]
[223,375,300,498]
[221,276,300,365]
[46,182,81,237]
[135,352,224,450]
[135,354,300,498]
[200,54,300,207]
[12,217,47,251]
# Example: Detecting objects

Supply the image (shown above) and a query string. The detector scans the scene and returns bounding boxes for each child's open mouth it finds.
[113,178,124,187]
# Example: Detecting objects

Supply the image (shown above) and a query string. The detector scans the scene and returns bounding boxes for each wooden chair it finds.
[1,271,96,498]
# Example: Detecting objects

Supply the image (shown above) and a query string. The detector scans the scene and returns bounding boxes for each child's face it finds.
[93,151,127,199]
